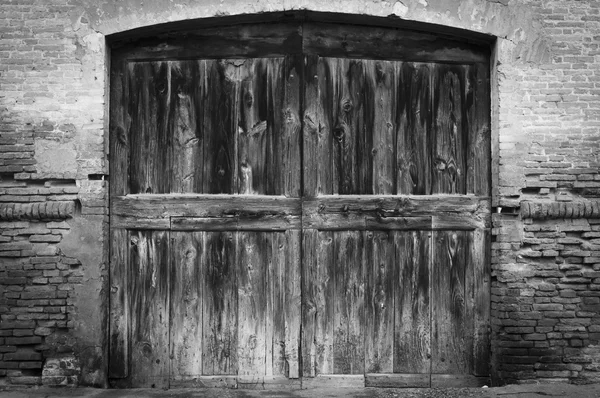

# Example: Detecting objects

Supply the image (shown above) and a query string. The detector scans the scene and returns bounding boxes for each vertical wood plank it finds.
[170,232,203,379]
[333,231,365,374]
[170,61,204,193]
[396,63,432,195]
[431,65,467,195]
[108,228,128,378]
[301,229,318,377]
[365,230,395,373]
[431,230,470,374]
[202,231,237,375]
[286,230,302,378]
[128,230,170,388]
[238,59,283,195]
[301,229,334,377]
[128,62,171,194]
[394,230,431,375]
[472,229,491,376]
[202,60,238,194]
[282,56,302,198]
[109,56,129,198]
[467,63,491,196]
[237,232,268,376]
[330,59,372,194]
[368,60,396,195]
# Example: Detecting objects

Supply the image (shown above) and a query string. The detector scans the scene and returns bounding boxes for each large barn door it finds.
[109,54,303,388]
[301,53,491,387]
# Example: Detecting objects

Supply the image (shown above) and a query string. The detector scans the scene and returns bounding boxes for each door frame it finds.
[107,12,495,388]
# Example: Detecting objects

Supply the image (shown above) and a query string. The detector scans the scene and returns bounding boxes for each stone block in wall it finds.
[41,356,80,387]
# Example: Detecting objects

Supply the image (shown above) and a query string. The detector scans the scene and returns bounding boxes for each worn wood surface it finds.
[333,231,365,374]
[365,231,394,373]
[170,232,203,378]
[394,231,431,374]
[431,231,470,374]
[128,230,170,388]
[467,63,491,196]
[472,229,491,376]
[108,229,129,378]
[203,231,238,375]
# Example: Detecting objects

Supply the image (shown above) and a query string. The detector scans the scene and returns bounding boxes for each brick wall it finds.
[491,0,600,385]
[0,0,106,387]
[1,0,599,388]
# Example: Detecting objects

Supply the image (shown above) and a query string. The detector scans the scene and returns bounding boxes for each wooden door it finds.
[109,53,303,387]
[301,53,491,387]
[108,19,491,389]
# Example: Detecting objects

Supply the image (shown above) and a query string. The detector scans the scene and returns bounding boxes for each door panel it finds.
[128,230,170,388]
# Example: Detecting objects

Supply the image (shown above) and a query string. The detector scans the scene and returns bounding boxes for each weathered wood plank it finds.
[170,232,203,378]
[431,65,467,195]
[116,22,303,61]
[327,58,372,194]
[432,214,489,230]
[467,63,491,196]
[431,374,490,387]
[203,60,238,194]
[365,216,431,231]
[128,230,170,388]
[285,230,301,378]
[237,232,268,375]
[238,59,269,195]
[109,56,129,198]
[365,373,430,388]
[472,229,491,376]
[394,231,431,374]
[282,56,302,197]
[365,230,394,373]
[271,231,301,378]
[108,228,128,378]
[301,375,365,389]
[128,62,171,194]
[368,60,396,194]
[396,63,432,194]
[301,229,335,377]
[302,55,321,198]
[112,195,302,219]
[302,22,489,64]
[431,231,470,374]
[169,61,203,193]
[333,231,365,374]
[202,231,237,375]
[110,216,171,230]
[171,215,301,231]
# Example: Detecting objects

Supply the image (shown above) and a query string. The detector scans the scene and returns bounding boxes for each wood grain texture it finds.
[431,230,470,374]
[369,60,396,194]
[467,63,491,196]
[302,55,322,198]
[108,228,128,378]
[302,22,489,64]
[203,231,237,375]
[170,232,203,379]
[396,63,432,194]
[365,230,394,373]
[128,62,172,194]
[237,232,268,375]
[109,56,130,198]
[333,231,365,374]
[301,229,335,377]
[431,65,467,195]
[394,231,431,374]
[365,373,430,388]
[128,230,170,388]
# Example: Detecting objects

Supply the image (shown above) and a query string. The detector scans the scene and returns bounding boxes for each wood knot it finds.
[342,99,353,112]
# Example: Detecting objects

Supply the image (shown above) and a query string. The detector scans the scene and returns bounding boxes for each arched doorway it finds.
[108,12,492,388]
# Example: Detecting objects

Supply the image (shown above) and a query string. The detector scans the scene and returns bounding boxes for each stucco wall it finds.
[0,0,599,387]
